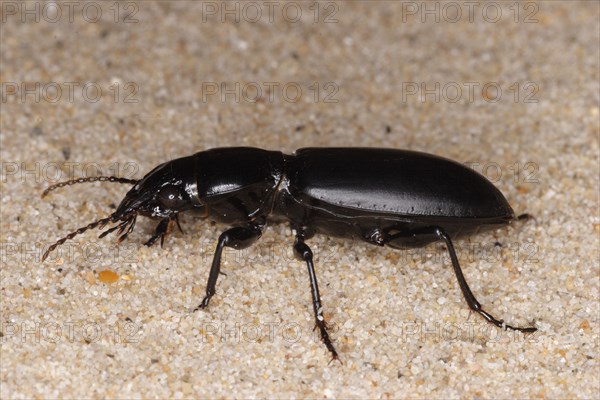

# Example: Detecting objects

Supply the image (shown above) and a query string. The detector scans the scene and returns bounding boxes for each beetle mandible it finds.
[42,147,537,361]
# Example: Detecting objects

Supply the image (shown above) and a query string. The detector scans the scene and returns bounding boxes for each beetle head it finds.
[41,157,203,262]
[115,160,200,219]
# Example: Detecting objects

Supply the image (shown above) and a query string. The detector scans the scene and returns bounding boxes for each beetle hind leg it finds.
[293,231,340,363]
[433,227,537,333]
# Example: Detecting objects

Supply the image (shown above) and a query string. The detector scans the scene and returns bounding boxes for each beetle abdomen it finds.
[286,148,514,219]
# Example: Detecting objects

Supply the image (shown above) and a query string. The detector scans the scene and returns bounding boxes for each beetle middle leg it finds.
[194,225,263,311]
[293,230,340,362]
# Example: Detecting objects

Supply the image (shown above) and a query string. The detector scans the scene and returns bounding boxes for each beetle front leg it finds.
[294,233,340,362]
[144,217,171,247]
[433,227,537,333]
[194,225,263,311]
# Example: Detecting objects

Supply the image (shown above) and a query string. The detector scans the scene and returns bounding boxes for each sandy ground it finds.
[1,1,598,398]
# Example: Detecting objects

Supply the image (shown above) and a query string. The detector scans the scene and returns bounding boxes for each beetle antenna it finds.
[41,176,138,198]
[41,211,134,262]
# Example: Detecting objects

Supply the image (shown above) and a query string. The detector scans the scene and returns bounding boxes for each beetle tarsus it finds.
[477,308,537,333]
[193,295,211,312]
[294,233,340,362]
[434,227,537,333]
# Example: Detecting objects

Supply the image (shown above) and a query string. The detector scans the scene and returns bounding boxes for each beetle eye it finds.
[157,185,183,209]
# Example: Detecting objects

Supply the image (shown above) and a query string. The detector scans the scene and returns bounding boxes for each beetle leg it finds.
[433,227,537,333]
[517,213,535,222]
[364,228,387,246]
[293,233,340,363]
[174,214,184,234]
[144,218,171,247]
[194,225,263,311]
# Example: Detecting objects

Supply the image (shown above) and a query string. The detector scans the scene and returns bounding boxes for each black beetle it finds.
[42,147,537,360]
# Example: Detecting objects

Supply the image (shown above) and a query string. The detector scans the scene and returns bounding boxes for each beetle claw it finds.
[328,354,343,366]
[194,296,211,312]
